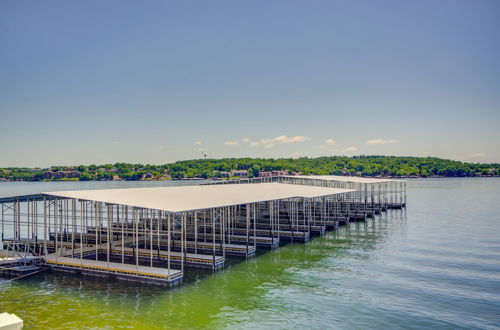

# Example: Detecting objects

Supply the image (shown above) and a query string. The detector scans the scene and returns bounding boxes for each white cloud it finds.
[342,146,358,153]
[246,135,311,148]
[325,138,337,146]
[242,138,250,143]
[366,139,398,145]
[112,141,120,145]
[194,141,203,145]
[158,146,165,150]
[224,141,239,146]
[292,152,304,158]
[274,135,311,144]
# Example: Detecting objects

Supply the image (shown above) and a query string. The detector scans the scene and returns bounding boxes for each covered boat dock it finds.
[0,182,355,286]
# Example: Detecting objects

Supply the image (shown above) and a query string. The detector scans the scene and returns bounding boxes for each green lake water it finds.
[1,178,499,329]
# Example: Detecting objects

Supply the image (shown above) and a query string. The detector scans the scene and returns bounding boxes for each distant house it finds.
[231,170,248,178]
[219,171,230,178]
[259,170,289,177]
[41,171,81,180]
[271,170,289,176]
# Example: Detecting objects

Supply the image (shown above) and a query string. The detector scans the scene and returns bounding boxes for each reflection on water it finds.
[1,179,500,329]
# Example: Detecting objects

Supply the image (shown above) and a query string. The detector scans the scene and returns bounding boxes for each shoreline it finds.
[0,175,499,183]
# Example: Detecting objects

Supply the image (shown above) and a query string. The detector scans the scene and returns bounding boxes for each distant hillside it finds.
[1,156,499,181]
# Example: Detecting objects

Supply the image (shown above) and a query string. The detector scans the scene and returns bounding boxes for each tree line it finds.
[0,156,499,181]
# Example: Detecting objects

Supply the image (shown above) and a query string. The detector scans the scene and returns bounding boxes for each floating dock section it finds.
[0,177,405,286]
[45,255,183,286]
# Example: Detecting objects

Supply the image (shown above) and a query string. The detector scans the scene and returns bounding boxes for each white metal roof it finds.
[43,183,354,213]
[281,175,403,184]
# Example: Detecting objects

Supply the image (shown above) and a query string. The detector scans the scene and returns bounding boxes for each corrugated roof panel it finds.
[42,183,353,212]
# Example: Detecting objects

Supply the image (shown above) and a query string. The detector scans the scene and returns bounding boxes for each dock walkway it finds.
[168,240,256,257]
[45,255,183,286]
[97,246,225,270]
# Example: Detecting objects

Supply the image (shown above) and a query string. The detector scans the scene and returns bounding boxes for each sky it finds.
[1,0,499,167]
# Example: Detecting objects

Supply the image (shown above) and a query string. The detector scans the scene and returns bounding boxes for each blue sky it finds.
[1,0,499,167]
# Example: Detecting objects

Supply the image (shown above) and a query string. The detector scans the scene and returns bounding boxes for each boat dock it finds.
[0,176,405,286]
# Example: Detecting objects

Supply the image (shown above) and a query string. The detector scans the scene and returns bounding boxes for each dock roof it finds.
[282,175,403,184]
[42,183,354,213]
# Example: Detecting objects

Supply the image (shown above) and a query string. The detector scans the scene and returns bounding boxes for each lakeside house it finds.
[214,170,249,178]
[259,170,289,177]
[41,171,81,180]
[231,170,249,178]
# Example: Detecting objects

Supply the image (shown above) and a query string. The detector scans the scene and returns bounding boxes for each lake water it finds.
[0,178,499,329]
